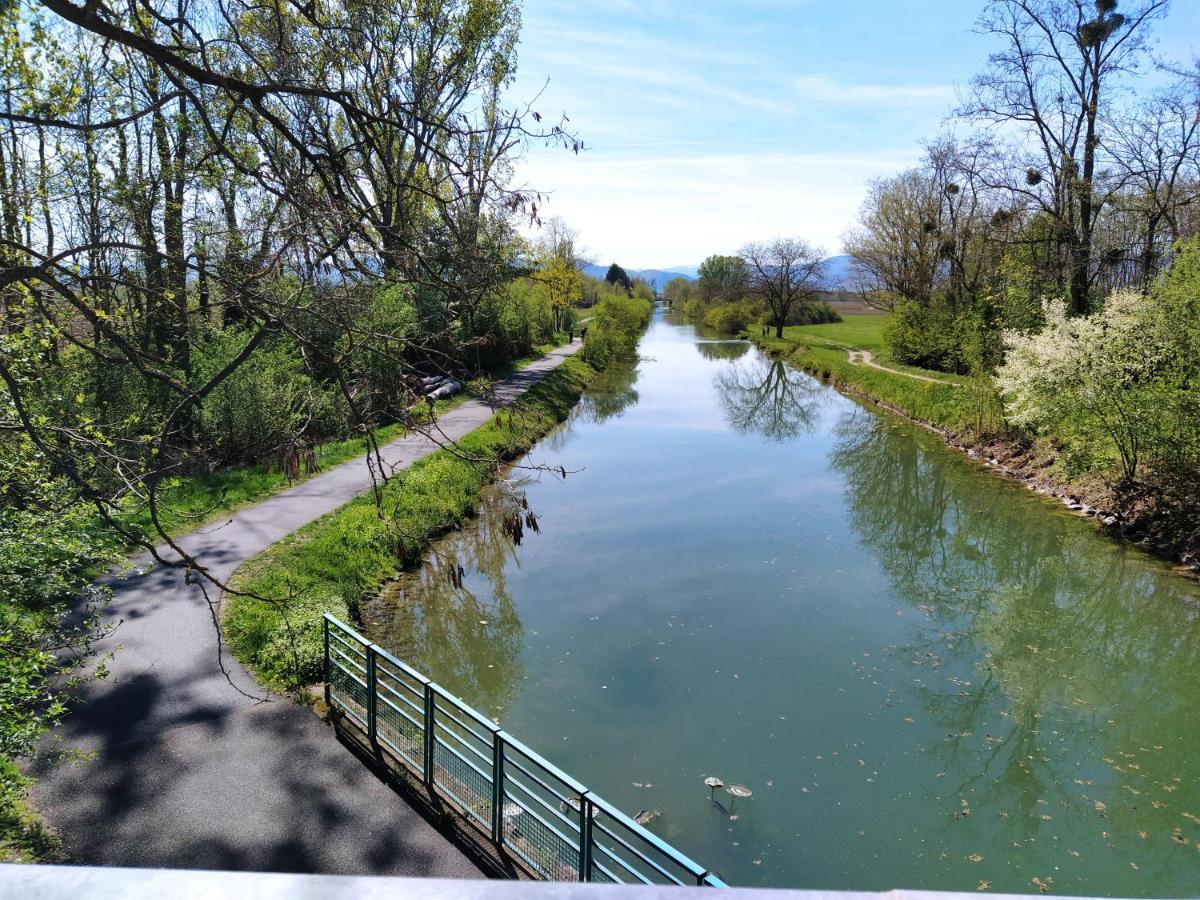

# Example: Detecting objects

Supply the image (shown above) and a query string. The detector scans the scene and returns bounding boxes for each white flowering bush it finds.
[995,291,1173,483]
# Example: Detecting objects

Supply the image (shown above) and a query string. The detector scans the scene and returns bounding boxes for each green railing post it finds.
[578,792,593,882]
[490,729,505,845]
[422,683,436,787]
[365,644,377,744]
[322,616,330,708]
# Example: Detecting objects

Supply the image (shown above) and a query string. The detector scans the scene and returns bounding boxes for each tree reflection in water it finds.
[714,358,821,440]
[361,483,531,718]
[831,410,1200,873]
[695,339,751,362]
[578,360,641,425]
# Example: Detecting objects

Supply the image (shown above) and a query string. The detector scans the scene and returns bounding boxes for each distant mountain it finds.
[820,255,859,291]
[579,256,858,292]
[581,264,695,290]
[663,265,700,280]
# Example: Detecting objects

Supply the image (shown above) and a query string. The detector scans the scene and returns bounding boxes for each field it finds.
[784,314,888,351]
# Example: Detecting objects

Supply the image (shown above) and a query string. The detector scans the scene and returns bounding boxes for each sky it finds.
[506,0,1200,269]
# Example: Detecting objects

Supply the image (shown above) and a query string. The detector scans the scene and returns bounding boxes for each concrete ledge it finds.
[0,864,1095,900]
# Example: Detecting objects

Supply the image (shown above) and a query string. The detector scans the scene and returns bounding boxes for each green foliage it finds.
[196,331,345,462]
[696,254,748,303]
[995,291,1184,482]
[662,276,692,307]
[224,357,597,690]
[703,301,758,333]
[885,298,966,372]
[579,293,653,368]
[630,278,655,301]
[0,445,118,858]
[782,301,841,326]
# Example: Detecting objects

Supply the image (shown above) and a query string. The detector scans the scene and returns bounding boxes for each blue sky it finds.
[507,0,1200,269]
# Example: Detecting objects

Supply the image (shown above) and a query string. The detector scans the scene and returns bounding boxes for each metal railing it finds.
[323,614,726,887]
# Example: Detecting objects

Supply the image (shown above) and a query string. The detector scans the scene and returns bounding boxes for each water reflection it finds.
[362,486,527,717]
[695,339,751,362]
[831,411,1200,883]
[578,361,641,424]
[714,358,821,440]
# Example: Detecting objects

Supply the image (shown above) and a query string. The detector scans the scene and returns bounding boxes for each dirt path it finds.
[847,349,959,386]
[31,342,583,877]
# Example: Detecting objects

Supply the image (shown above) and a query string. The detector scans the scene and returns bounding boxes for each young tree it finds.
[696,254,748,304]
[740,238,826,338]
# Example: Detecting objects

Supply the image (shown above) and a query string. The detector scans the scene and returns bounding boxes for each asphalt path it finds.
[31,342,582,876]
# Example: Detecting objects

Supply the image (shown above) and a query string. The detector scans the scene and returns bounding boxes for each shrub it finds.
[885,298,964,372]
[702,301,756,333]
[581,294,652,368]
[784,301,842,326]
[195,332,341,462]
[995,291,1181,483]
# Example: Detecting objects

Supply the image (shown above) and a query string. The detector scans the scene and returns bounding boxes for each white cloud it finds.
[516,147,922,268]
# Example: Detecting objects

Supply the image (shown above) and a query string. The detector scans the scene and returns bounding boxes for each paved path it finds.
[31,342,582,877]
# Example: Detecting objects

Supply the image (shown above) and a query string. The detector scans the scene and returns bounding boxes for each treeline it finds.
[0,0,613,842]
[664,239,841,335]
[847,0,1197,373]
[844,0,1200,551]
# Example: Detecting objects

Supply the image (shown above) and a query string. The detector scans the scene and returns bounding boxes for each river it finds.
[361,308,1200,895]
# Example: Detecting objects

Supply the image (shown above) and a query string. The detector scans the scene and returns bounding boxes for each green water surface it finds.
[362,309,1200,895]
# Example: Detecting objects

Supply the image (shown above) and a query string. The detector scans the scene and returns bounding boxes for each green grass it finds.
[749,320,1000,435]
[223,355,598,692]
[120,343,570,541]
[781,314,889,352]
[1,762,63,863]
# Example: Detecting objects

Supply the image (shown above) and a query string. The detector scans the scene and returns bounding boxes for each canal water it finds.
[361,308,1200,895]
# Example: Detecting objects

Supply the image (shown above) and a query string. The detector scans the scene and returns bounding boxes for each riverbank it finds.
[223,355,600,691]
[747,323,1200,575]
[224,293,653,692]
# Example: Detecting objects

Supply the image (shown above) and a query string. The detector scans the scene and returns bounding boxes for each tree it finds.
[995,290,1171,483]
[1105,84,1200,289]
[604,263,632,292]
[961,0,1170,314]
[696,254,747,304]
[662,276,691,308]
[539,254,582,333]
[535,218,584,332]
[740,238,826,338]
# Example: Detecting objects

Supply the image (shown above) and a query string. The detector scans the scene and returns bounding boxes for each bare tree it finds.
[961,0,1169,314]
[740,238,826,338]
[1105,83,1200,288]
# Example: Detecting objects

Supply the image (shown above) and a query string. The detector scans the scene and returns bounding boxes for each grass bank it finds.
[749,316,998,435]
[753,317,1200,570]
[223,355,599,692]
[120,337,569,542]
[1,762,63,863]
